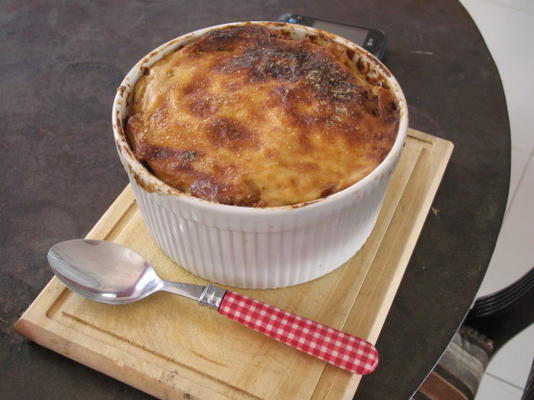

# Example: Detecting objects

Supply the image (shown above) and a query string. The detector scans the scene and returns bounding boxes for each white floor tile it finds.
[476,373,524,400]
[484,0,534,14]
[460,0,534,153]
[507,147,530,214]
[478,150,534,296]
[485,323,534,389]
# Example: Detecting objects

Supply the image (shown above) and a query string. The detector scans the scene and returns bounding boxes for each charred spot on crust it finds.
[188,25,275,53]
[220,43,307,82]
[307,34,318,43]
[189,94,219,118]
[183,76,220,117]
[362,92,380,117]
[242,180,262,206]
[182,75,209,95]
[190,176,234,204]
[219,38,365,104]
[320,184,337,198]
[137,145,200,164]
[303,57,364,102]
[298,132,313,151]
[207,118,258,149]
[125,113,144,151]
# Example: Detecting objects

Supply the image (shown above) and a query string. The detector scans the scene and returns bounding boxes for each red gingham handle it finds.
[218,290,379,375]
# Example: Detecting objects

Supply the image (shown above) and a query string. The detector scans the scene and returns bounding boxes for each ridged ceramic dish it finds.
[112,21,408,289]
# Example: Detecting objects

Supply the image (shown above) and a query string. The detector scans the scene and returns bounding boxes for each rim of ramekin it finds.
[112,21,408,216]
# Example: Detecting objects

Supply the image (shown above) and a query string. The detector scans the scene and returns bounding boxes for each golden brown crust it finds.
[126,24,400,207]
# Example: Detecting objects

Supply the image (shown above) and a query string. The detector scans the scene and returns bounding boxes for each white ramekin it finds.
[112,22,408,289]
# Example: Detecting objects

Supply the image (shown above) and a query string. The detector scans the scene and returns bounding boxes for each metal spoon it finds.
[48,239,379,375]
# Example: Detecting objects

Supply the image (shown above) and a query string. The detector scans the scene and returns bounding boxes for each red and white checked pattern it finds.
[218,291,379,375]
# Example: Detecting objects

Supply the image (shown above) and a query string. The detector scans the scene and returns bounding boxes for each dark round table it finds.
[0,1,509,399]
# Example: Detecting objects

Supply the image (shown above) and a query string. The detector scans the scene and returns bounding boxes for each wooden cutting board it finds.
[15,129,452,400]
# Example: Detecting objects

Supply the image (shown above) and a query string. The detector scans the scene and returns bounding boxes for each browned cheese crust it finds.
[126,25,400,207]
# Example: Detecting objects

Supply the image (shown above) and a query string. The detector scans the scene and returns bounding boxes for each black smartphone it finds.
[277,13,386,60]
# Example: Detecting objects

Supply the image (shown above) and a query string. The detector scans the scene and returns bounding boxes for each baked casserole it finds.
[126,24,400,207]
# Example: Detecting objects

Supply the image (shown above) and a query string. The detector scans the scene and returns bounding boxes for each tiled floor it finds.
[458,0,534,398]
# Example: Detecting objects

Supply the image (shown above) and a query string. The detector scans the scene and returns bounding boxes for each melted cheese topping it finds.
[126,25,400,207]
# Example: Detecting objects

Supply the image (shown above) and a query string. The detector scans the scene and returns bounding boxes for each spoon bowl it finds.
[48,239,162,304]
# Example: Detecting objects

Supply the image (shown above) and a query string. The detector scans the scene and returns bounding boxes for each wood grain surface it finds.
[16,129,453,400]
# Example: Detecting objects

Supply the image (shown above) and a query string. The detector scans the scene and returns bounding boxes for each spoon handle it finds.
[217,290,379,375]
